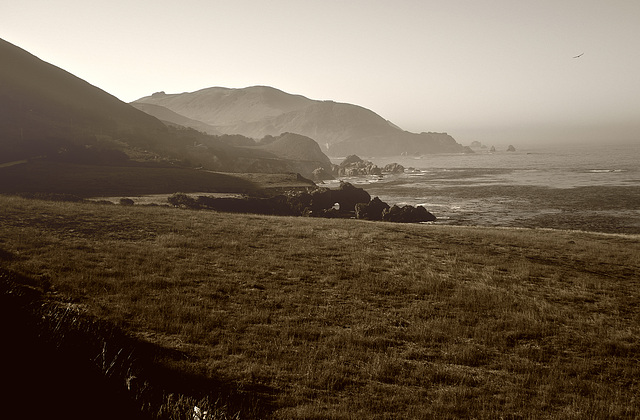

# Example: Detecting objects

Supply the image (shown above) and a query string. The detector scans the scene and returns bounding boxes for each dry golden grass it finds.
[1,195,639,419]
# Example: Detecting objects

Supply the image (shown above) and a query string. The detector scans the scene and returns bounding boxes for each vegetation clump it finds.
[167,192,198,209]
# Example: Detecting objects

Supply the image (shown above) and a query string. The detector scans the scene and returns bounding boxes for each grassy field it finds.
[1,195,639,419]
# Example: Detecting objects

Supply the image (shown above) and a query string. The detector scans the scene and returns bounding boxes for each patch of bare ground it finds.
[1,195,639,419]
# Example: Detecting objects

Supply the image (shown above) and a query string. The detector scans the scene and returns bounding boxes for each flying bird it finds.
[573,53,584,58]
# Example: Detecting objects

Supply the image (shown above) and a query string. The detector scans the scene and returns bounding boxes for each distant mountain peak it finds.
[134,86,464,156]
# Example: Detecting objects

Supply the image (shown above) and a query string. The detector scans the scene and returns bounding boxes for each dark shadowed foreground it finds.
[1,195,639,419]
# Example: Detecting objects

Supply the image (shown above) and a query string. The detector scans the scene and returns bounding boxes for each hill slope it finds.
[133,86,465,157]
[0,38,171,162]
[130,102,222,135]
[255,132,332,166]
[0,38,331,180]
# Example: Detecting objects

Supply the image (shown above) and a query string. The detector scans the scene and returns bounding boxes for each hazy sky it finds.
[4,1,640,146]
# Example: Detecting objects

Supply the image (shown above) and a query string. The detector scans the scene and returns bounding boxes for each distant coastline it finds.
[334,143,640,235]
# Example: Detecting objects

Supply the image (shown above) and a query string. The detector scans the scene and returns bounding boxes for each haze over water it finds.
[379,142,639,188]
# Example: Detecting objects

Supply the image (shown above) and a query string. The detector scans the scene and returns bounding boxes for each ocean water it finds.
[327,142,640,233]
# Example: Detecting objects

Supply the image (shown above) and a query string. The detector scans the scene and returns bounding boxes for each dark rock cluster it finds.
[168,181,435,223]
[355,197,389,221]
[354,198,435,223]
[330,155,405,177]
[168,182,370,216]
[381,205,437,223]
[332,155,382,177]
[382,162,405,174]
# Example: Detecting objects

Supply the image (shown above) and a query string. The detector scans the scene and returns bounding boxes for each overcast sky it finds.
[4,0,640,146]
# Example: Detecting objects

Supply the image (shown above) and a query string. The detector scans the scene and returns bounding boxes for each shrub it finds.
[167,193,199,209]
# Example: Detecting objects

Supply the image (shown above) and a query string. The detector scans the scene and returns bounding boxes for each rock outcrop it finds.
[169,181,371,217]
[330,182,371,213]
[169,183,436,224]
[332,155,404,177]
[332,155,382,177]
[382,163,405,174]
[382,205,437,223]
[355,197,390,221]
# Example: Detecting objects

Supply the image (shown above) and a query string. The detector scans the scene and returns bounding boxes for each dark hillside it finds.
[253,132,333,172]
[0,38,171,162]
[0,160,261,197]
[0,269,153,419]
[0,38,334,188]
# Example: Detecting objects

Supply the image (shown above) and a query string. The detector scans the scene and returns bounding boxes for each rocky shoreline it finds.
[365,183,640,235]
[312,154,405,181]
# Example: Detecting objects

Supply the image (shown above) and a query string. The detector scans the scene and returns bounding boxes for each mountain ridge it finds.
[141,86,313,126]
[134,86,464,157]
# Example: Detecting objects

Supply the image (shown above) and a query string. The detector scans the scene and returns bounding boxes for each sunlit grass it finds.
[1,195,639,419]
